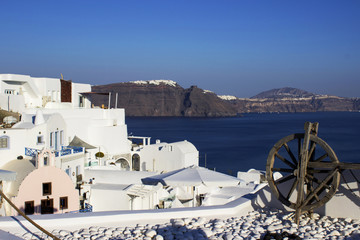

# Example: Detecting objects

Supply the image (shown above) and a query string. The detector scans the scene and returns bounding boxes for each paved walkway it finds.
[0,229,23,240]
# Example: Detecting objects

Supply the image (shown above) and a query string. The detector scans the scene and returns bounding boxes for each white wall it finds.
[32,77,60,102]
[133,141,199,172]
[72,83,91,108]
[254,170,360,219]
[88,125,130,155]
[59,155,86,185]
[90,187,131,211]
[0,129,33,167]
[0,74,32,96]
[45,113,67,150]
[0,74,42,108]
[0,74,92,111]
[23,108,131,158]
[0,112,68,168]
[0,188,257,234]
[0,94,25,113]
[87,185,160,212]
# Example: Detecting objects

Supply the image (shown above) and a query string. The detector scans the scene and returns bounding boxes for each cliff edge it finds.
[91,83,360,116]
[91,81,237,117]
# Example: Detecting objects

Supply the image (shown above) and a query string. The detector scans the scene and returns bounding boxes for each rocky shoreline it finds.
[15,208,360,240]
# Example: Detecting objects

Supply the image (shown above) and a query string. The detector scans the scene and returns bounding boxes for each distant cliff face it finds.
[91,84,360,116]
[91,81,237,117]
[231,96,358,113]
[230,87,359,113]
[251,87,315,99]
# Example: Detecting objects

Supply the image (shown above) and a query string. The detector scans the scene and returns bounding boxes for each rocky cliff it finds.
[229,87,359,113]
[91,80,237,117]
[91,83,360,117]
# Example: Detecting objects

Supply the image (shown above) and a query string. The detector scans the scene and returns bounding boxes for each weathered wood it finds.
[295,122,315,224]
[266,122,341,223]
[300,168,339,208]
[308,162,360,169]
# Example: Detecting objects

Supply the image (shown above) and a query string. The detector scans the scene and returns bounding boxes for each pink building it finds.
[1,151,78,216]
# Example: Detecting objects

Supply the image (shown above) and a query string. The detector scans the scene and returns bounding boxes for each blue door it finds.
[55,131,59,150]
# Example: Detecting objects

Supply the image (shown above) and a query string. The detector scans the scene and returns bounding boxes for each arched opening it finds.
[43,152,49,166]
[132,154,140,171]
[115,158,130,170]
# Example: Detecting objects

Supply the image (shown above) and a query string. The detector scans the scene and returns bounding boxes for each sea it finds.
[126,112,360,176]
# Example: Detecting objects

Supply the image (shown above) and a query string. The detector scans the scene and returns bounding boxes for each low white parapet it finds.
[0,184,267,235]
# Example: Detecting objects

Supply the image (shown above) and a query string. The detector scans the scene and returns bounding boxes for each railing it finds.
[55,146,84,157]
[25,146,84,158]
[25,147,39,157]
[72,146,84,154]
[79,203,93,213]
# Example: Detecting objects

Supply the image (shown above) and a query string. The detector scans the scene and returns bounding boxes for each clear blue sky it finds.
[1,0,359,98]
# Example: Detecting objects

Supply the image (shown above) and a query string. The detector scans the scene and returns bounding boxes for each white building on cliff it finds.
[0,74,199,215]
[0,74,91,112]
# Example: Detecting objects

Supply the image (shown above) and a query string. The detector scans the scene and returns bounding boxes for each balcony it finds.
[25,146,84,158]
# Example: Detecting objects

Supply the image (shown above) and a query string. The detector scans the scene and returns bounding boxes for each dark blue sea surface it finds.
[126,112,360,175]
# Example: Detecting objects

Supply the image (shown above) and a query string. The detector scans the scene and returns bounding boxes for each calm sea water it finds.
[126,112,360,175]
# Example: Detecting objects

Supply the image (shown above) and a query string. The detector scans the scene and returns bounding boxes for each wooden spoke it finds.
[306,174,332,191]
[307,169,332,174]
[287,178,299,200]
[275,174,295,185]
[284,143,298,165]
[308,142,316,161]
[301,168,339,208]
[275,153,297,169]
[314,153,328,162]
[271,168,294,173]
[266,129,340,213]
[306,183,320,202]
[298,137,301,160]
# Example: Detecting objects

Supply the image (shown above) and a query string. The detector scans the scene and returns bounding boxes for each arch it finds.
[132,154,140,171]
[115,158,130,170]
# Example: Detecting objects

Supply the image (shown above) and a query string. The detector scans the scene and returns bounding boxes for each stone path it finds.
[10,208,360,240]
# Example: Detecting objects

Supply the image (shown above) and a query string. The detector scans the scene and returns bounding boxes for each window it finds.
[0,136,9,149]
[65,168,71,177]
[42,182,52,196]
[4,89,15,94]
[60,130,64,145]
[37,136,44,144]
[24,201,35,215]
[43,156,48,166]
[59,197,68,210]
[50,132,53,147]
[132,154,140,171]
[79,96,84,107]
[76,165,80,176]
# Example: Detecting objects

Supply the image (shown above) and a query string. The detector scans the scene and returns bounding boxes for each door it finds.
[55,131,59,151]
[41,199,54,214]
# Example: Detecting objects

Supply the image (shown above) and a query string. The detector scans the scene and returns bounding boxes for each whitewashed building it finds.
[0,110,86,185]
[1,157,79,216]
[0,73,200,214]
[129,137,199,172]
[0,74,91,112]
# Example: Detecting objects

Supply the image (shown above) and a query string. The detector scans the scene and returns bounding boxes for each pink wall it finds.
[13,166,78,215]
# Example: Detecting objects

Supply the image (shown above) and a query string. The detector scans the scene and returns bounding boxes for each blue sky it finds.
[1,0,359,98]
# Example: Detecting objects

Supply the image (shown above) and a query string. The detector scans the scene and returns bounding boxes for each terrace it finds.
[25,146,84,158]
